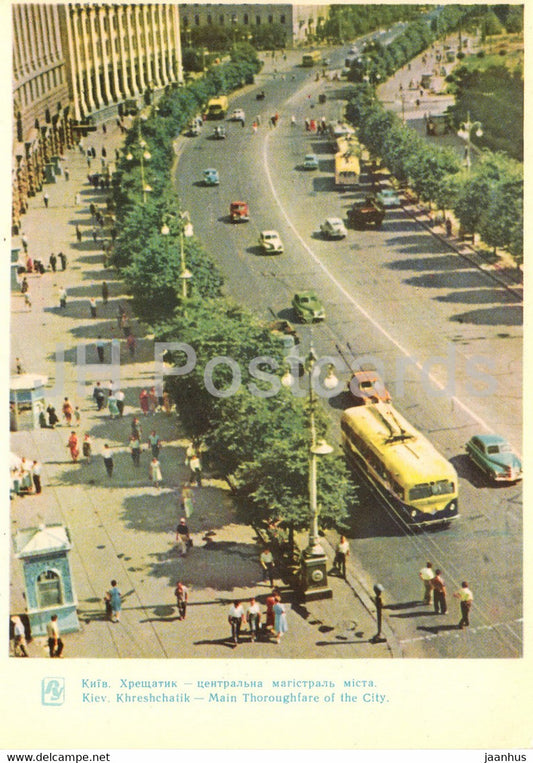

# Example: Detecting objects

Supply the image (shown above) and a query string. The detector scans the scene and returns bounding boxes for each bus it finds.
[205,95,228,120]
[302,50,321,67]
[334,135,361,188]
[341,402,459,527]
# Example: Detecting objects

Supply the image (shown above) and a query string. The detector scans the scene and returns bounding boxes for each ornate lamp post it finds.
[126,116,152,203]
[457,112,483,173]
[282,345,337,600]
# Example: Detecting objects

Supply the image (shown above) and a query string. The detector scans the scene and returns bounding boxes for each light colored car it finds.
[348,371,391,405]
[259,230,284,254]
[465,435,522,483]
[229,108,245,122]
[377,188,401,207]
[203,168,219,186]
[303,153,319,170]
[320,217,347,239]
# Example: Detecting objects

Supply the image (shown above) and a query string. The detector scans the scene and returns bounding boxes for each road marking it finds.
[262,131,517,443]
[397,618,523,645]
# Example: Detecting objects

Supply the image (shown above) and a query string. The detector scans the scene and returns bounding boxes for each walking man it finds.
[431,569,447,615]
[76,225,82,242]
[419,561,435,605]
[49,252,57,272]
[11,616,28,657]
[334,535,350,579]
[189,452,202,486]
[454,581,474,629]
[115,389,125,417]
[31,460,42,494]
[174,582,189,620]
[103,444,114,478]
[228,600,245,647]
[58,252,67,270]
[130,434,141,467]
[59,286,67,309]
[89,297,97,318]
[44,191,49,208]
[96,337,105,364]
[259,547,276,587]
[102,281,109,305]
[93,381,105,410]
[46,614,64,657]
[246,598,261,642]
[148,430,161,458]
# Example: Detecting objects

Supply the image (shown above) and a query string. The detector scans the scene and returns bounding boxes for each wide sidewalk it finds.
[9,58,398,660]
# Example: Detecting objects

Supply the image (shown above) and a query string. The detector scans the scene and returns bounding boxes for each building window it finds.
[207,14,212,25]
[36,570,63,609]
[256,15,261,25]
[280,15,286,24]
[194,14,199,26]
[182,16,188,27]
[243,13,248,24]
[268,15,273,24]
[219,15,224,25]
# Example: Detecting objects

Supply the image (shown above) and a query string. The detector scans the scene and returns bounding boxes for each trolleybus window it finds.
[409,480,455,501]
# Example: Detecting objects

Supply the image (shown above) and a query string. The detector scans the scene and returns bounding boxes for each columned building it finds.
[179,4,329,46]
[12,3,183,234]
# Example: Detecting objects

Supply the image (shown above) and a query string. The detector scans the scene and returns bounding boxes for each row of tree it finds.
[346,85,523,261]
[111,51,355,532]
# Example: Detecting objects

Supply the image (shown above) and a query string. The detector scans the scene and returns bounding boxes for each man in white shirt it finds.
[419,561,435,605]
[246,598,261,642]
[259,548,275,587]
[228,601,244,646]
[46,614,64,657]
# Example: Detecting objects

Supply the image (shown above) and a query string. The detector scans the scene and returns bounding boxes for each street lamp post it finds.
[283,345,336,601]
[179,211,194,300]
[126,117,152,203]
[457,111,482,173]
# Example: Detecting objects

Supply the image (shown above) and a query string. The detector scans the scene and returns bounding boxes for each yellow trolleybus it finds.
[302,50,322,67]
[341,402,459,527]
[334,135,361,189]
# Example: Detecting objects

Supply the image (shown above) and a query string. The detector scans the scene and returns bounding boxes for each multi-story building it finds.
[179,4,329,46]
[12,3,183,233]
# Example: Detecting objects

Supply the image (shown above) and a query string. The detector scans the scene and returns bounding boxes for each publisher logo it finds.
[42,677,65,706]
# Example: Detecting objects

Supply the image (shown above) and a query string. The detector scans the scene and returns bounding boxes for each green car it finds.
[292,290,325,323]
[465,434,522,483]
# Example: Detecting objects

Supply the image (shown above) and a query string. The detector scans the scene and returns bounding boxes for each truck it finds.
[205,95,228,120]
[347,197,385,229]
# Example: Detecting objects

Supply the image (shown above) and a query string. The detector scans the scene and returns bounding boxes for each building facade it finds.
[179,4,329,46]
[12,3,183,234]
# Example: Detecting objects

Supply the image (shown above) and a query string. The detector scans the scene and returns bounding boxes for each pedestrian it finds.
[76,225,82,242]
[139,389,149,415]
[102,122,107,134]
[115,389,125,417]
[73,406,81,427]
[93,381,105,410]
[176,518,190,556]
[15,357,23,375]
[20,276,28,294]
[89,297,97,318]
[43,191,49,208]
[67,431,79,463]
[431,569,447,615]
[103,444,114,477]
[64,166,70,181]
[247,598,261,642]
[454,581,474,629]
[62,397,74,426]
[96,336,105,363]
[148,430,161,458]
[47,404,59,428]
[162,390,171,415]
[273,595,288,644]
[46,614,64,657]
[82,433,93,463]
[180,484,194,519]
[259,547,276,587]
[419,561,435,605]
[108,394,119,419]
[32,460,42,494]
[228,600,245,646]
[58,252,67,270]
[58,286,67,309]
[11,616,28,657]
[106,580,122,622]
[130,434,141,467]
[445,218,452,237]
[149,456,162,489]
[131,416,142,440]
[75,192,82,206]
[189,452,202,487]
[21,232,28,252]
[126,333,137,358]
[334,535,350,578]
[101,146,107,158]
[148,386,158,415]
[24,292,32,310]
[92,226,98,242]
[102,281,109,305]
[174,582,189,620]
[265,589,278,632]
[49,252,57,272]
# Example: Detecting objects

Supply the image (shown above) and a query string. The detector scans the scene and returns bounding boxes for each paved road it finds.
[174,48,522,658]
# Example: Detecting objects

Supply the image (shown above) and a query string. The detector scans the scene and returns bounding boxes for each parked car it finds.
[320,217,347,239]
[213,125,226,139]
[187,120,201,136]
[292,290,325,322]
[229,108,245,122]
[347,197,386,229]
[348,371,391,405]
[259,230,284,254]
[230,201,249,223]
[203,168,219,186]
[465,435,522,483]
[377,188,401,207]
[303,153,319,170]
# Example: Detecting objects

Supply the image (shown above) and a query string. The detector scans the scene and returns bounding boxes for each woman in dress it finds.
[139,389,149,415]
[82,433,92,464]
[106,580,122,622]
[62,397,73,426]
[108,395,119,419]
[273,595,288,644]
[149,457,162,489]
[47,405,59,428]
[148,387,158,415]
[67,431,80,463]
